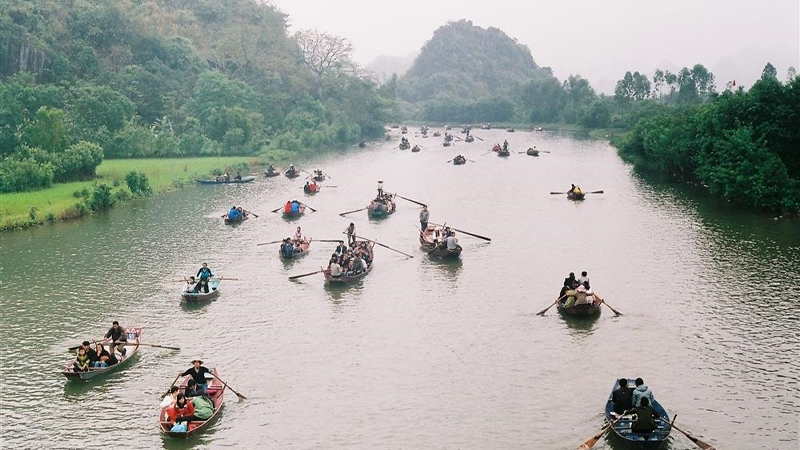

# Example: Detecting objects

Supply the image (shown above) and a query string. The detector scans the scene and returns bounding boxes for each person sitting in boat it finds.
[267,164,275,174]
[502,140,509,151]
[93,343,112,368]
[573,186,583,196]
[329,257,343,278]
[103,321,127,357]
[224,172,230,182]
[191,393,215,421]
[334,241,347,258]
[611,378,635,414]
[73,347,91,372]
[234,171,242,181]
[166,394,196,428]
[309,181,317,192]
[197,263,213,281]
[444,232,459,251]
[631,378,656,408]
[78,340,97,363]
[577,271,589,286]
[227,206,242,220]
[293,227,303,243]
[304,182,311,193]
[184,276,197,293]
[284,201,292,214]
[290,200,301,214]
[184,379,201,398]
[178,359,212,394]
[628,397,659,433]
[574,282,590,305]
[350,255,365,275]
[563,272,577,289]
[563,283,579,308]
[160,386,180,409]
[280,238,295,258]
[193,278,210,294]
[492,143,501,152]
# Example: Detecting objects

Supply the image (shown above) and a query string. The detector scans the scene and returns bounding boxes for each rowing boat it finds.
[367,198,396,218]
[62,327,142,381]
[399,142,411,150]
[323,240,375,284]
[556,298,601,317]
[223,213,249,225]
[159,368,225,437]
[303,184,321,194]
[497,149,510,157]
[196,176,255,185]
[604,379,671,447]
[453,156,466,165]
[442,141,451,147]
[283,204,306,218]
[280,239,311,260]
[285,169,300,179]
[181,279,221,303]
[264,169,281,177]
[567,191,586,201]
[419,226,462,258]
[411,146,421,152]
[465,135,474,143]
[526,148,540,156]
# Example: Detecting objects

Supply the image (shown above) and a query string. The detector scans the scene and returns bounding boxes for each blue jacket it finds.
[291,202,300,213]
[228,208,241,219]
[632,384,655,408]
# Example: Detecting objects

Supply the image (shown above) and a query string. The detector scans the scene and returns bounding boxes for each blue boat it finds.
[604,378,672,447]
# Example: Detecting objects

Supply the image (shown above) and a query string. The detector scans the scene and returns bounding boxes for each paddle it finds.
[316,239,345,243]
[467,159,476,162]
[353,234,414,258]
[212,373,247,400]
[394,194,427,207]
[474,136,484,141]
[661,419,716,450]
[322,185,338,188]
[578,415,625,449]
[288,269,323,280]
[160,374,182,399]
[122,342,180,351]
[599,298,623,316]
[271,206,283,213]
[257,240,284,246]
[587,190,604,194]
[537,294,566,316]
[211,277,240,281]
[339,207,367,217]
[428,222,491,241]
[67,340,99,351]
[301,203,317,212]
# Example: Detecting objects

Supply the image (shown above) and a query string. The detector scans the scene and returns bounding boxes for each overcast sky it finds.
[270,0,800,93]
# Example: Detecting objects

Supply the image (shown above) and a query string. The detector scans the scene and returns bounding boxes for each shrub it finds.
[0,156,54,193]
[125,170,153,196]
[85,183,115,211]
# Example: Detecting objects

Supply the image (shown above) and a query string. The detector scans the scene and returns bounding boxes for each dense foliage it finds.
[616,73,800,213]
[397,20,555,122]
[0,0,392,193]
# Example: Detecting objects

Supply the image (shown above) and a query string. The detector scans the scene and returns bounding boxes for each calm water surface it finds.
[1,129,798,449]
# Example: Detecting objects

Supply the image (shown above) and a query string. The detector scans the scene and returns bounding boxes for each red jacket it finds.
[284,203,292,213]
[166,401,195,422]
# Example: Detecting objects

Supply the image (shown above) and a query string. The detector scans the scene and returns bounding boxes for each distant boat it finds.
[196,176,255,185]
[181,279,221,303]
[419,225,462,258]
[62,328,142,381]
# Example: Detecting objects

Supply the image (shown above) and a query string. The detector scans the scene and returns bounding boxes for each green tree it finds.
[21,107,67,152]
[761,62,777,80]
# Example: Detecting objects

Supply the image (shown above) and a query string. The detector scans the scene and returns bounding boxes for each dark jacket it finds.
[181,366,212,385]
[105,326,127,342]
[631,405,659,432]
[611,386,634,414]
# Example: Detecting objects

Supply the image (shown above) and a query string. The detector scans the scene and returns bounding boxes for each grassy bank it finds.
[1,157,256,231]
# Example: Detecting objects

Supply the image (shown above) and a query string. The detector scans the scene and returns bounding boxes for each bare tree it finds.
[294,29,357,79]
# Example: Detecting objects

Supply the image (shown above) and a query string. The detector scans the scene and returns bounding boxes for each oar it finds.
[661,420,716,450]
[474,135,484,141]
[67,340,100,351]
[429,222,491,241]
[257,240,284,246]
[394,194,427,207]
[271,206,283,213]
[587,190,604,194]
[211,276,240,281]
[339,207,367,216]
[537,294,566,316]
[322,185,338,188]
[316,239,344,243]
[550,191,567,195]
[467,159,476,162]
[353,234,414,258]
[599,298,623,316]
[289,269,324,280]
[212,373,247,400]
[123,342,180,350]
[578,415,625,449]
[301,203,317,212]
[160,374,182,399]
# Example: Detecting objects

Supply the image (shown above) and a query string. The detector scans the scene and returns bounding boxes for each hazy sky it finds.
[270,0,799,93]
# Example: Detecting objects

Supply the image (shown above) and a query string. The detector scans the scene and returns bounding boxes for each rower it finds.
[284,201,292,214]
[234,171,242,181]
[197,262,213,281]
[227,206,241,220]
[502,140,509,151]
[304,182,311,193]
[178,358,212,394]
[344,223,356,246]
[290,200,301,214]
[267,164,275,174]
[444,232,459,251]
[293,226,303,243]
[377,180,384,197]
[419,205,429,231]
[103,321,127,357]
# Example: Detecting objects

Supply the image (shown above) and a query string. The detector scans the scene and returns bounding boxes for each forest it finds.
[0,0,392,193]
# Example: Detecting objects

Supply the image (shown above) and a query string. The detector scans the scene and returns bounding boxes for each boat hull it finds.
[567,192,586,201]
[196,176,255,185]
[181,279,221,303]
[556,302,601,317]
[324,241,374,283]
[280,240,311,260]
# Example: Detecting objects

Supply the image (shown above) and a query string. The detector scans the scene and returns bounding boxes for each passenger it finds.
[234,171,242,181]
[103,321,127,357]
[73,347,91,372]
[290,200,300,214]
[444,232,459,251]
[631,378,656,408]
[351,256,365,274]
[574,282,589,305]
[309,181,317,192]
[344,223,356,246]
[419,205,430,231]
[304,182,311,193]
[284,201,292,214]
[185,276,196,293]
[197,263,213,281]
[280,239,295,258]
[178,359,212,394]
[334,240,347,257]
[191,393,215,421]
[166,394,197,427]
[630,397,659,433]
[79,340,98,364]
[611,378,634,414]
[236,206,247,218]
[293,227,303,243]
[105,350,119,366]
[329,258,343,278]
[267,164,275,174]
[93,343,111,368]
[160,386,180,409]
[577,271,590,287]
[184,379,201,398]
[564,284,579,308]
[568,184,576,194]
[564,272,577,288]
[574,185,583,196]
[193,278,209,294]
[227,206,241,220]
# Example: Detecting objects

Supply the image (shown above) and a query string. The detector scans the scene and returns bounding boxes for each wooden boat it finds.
[497,149,510,157]
[419,226,462,258]
[280,239,311,260]
[196,176,255,185]
[367,198,396,218]
[533,126,544,132]
[480,124,491,130]
[284,169,300,179]
[444,125,452,130]
[526,148,540,156]
[223,213,249,225]
[311,172,327,182]
[390,124,399,129]
[399,142,411,150]
[400,126,408,134]
[506,127,515,132]
[159,368,225,437]
[303,184,321,194]
[432,131,441,137]
[411,146,421,153]
[358,141,366,148]
[567,191,586,201]
[264,168,281,177]
[62,327,142,381]
[453,156,466,165]
[442,141,451,147]
[323,240,375,283]
[283,204,306,218]
[556,297,601,317]
[181,278,221,303]
[465,135,474,143]
[604,379,671,447]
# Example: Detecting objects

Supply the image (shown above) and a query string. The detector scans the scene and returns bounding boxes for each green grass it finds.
[1,157,256,230]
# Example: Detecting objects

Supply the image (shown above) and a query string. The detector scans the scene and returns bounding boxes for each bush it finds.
[0,156,54,193]
[51,141,104,182]
[125,170,153,196]
[85,183,115,211]
[29,206,39,222]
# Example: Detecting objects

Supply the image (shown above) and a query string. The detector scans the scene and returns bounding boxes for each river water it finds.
[1,129,798,450]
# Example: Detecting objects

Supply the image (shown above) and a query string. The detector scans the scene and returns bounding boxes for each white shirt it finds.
[577,276,590,285]
[330,263,342,276]
[445,236,459,250]
[160,395,176,409]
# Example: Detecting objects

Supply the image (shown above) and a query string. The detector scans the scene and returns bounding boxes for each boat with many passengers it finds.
[323,240,375,284]
[62,327,142,381]
[604,378,671,447]
[159,368,225,437]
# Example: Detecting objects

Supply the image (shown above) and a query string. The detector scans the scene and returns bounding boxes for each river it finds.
[1,129,798,450]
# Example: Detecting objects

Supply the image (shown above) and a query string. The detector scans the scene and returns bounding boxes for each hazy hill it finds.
[367,52,417,82]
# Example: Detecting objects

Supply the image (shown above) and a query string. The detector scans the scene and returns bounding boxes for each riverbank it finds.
[0,157,257,231]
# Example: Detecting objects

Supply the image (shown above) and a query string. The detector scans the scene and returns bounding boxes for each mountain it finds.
[367,52,418,82]
[397,20,554,104]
